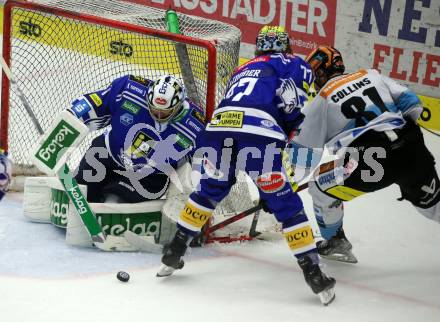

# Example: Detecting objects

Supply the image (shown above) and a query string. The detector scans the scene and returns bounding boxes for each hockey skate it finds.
[298,255,336,306]
[317,227,358,264]
[157,230,189,277]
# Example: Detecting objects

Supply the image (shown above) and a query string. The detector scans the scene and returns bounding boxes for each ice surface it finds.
[0,130,439,322]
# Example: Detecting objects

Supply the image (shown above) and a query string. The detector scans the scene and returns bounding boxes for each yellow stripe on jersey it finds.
[325,185,366,201]
[179,201,212,229]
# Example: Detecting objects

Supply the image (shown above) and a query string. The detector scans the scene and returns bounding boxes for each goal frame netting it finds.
[0,0,269,243]
[1,0,219,153]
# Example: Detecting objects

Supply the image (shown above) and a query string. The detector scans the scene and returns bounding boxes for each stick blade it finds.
[319,287,336,306]
[94,235,139,252]
[124,230,163,254]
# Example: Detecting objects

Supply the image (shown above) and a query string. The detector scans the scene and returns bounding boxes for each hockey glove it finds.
[282,107,305,135]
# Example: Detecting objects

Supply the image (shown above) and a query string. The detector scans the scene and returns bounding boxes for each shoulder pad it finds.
[128,75,152,86]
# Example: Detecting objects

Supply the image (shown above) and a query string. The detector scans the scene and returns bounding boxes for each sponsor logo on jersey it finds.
[318,172,336,186]
[420,178,440,206]
[120,113,133,126]
[127,131,155,159]
[318,161,336,174]
[283,225,314,251]
[175,133,192,149]
[210,111,244,128]
[179,202,212,229]
[191,109,206,125]
[255,172,286,193]
[421,179,437,196]
[172,107,189,123]
[260,119,274,128]
[276,188,290,197]
[316,159,358,191]
[122,100,141,115]
[87,93,102,107]
[129,75,150,86]
[235,55,269,72]
[186,119,202,132]
[128,83,146,96]
[35,120,80,169]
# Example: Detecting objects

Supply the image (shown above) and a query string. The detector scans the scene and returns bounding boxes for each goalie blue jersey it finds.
[68,75,206,172]
[207,53,314,141]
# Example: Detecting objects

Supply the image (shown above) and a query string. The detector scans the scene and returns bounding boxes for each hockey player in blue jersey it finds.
[0,149,12,201]
[289,46,440,263]
[157,26,336,305]
[69,74,205,203]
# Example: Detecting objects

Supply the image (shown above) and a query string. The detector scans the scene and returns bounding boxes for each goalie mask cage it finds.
[1,0,266,241]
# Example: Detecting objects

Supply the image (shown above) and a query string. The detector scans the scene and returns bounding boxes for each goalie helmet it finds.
[255,25,292,56]
[305,45,345,89]
[147,75,186,122]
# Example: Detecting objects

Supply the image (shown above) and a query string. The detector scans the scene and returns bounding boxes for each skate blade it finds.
[318,287,336,306]
[320,251,358,264]
[156,264,175,277]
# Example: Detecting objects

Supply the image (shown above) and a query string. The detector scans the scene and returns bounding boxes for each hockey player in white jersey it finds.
[0,149,12,201]
[288,45,440,263]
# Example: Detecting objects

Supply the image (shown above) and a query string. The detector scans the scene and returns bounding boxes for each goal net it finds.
[1,0,268,239]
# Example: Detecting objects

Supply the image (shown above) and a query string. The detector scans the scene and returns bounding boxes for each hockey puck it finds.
[116,271,130,282]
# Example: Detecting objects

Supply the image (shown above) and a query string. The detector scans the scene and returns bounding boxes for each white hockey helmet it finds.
[147,75,186,122]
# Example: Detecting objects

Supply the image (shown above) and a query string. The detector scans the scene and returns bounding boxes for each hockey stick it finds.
[0,55,130,251]
[205,182,309,237]
[248,209,261,238]
[165,9,201,106]
[0,56,43,135]
[420,124,440,137]
[121,182,310,251]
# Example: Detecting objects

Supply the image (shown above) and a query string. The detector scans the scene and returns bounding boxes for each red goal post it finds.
[1,0,269,242]
[1,0,241,179]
